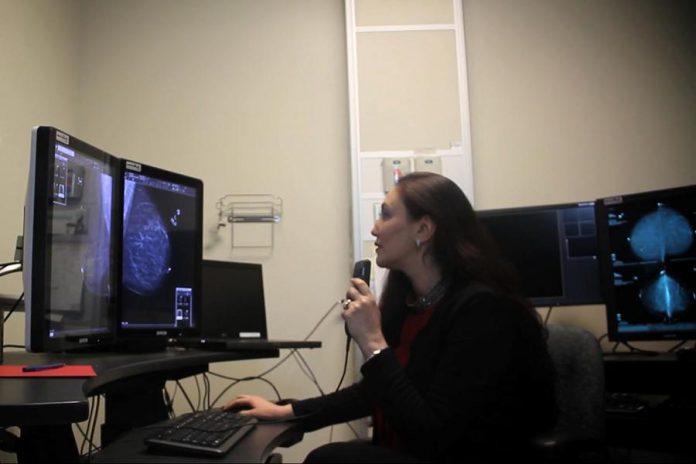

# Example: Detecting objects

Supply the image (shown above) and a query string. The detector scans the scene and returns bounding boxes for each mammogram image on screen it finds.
[608,199,696,333]
[121,172,197,328]
[122,180,172,295]
[48,147,113,334]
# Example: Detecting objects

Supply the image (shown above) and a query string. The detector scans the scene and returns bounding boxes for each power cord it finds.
[667,340,690,353]
[207,371,282,405]
[615,341,659,355]
[0,262,22,277]
[292,350,325,396]
[543,306,553,325]
[74,395,102,458]
[3,293,24,323]
[335,337,351,393]
[175,379,199,413]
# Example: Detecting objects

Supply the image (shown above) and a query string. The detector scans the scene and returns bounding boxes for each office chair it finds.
[532,324,609,463]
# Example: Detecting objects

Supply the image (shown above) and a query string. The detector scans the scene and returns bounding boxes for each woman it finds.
[224,172,557,462]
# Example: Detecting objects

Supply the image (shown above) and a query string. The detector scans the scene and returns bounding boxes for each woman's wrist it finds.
[360,338,389,361]
[279,403,295,420]
[362,346,389,364]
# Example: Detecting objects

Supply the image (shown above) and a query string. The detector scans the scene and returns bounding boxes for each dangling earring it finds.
[415,238,421,248]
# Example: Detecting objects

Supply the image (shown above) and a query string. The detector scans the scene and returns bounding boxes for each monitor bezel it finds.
[477,201,603,308]
[24,126,119,352]
[595,184,696,342]
[116,159,203,345]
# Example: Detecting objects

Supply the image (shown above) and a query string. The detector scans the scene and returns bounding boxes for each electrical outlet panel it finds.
[382,157,411,193]
[414,156,442,174]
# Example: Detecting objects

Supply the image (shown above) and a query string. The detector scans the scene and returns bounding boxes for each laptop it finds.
[180,260,320,350]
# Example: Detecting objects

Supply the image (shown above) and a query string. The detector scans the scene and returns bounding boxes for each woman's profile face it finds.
[371,188,419,271]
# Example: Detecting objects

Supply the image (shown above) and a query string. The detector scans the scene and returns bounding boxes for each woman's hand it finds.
[222,394,294,421]
[343,278,388,359]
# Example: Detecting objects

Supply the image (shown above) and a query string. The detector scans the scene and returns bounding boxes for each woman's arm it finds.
[359,294,521,452]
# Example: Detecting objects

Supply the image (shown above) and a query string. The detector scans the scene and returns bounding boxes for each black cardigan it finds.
[292,283,557,462]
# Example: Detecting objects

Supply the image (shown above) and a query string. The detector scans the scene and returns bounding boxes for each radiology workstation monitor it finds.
[23,126,119,352]
[117,159,203,345]
[595,184,696,341]
[478,202,603,307]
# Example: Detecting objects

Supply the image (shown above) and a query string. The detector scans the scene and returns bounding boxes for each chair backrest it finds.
[546,325,605,440]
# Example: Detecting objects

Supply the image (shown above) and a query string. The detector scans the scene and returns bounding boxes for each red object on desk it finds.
[0,365,96,377]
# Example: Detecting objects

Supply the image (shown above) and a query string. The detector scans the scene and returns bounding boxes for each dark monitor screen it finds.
[477,202,603,307]
[201,260,268,339]
[117,160,203,343]
[595,184,696,341]
[24,126,118,352]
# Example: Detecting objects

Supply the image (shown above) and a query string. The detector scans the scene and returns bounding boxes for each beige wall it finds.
[1,0,695,461]
[464,0,695,209]
[0,0,80,297]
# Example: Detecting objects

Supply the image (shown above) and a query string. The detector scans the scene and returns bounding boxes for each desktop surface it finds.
[0,376,88,427]
[2,347,280,396]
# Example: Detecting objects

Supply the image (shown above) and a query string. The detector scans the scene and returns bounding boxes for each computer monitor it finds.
[201,260,268,339]
[595,184,696,341]
[23,126,119,352]
[477,202,603,307]
[117,159,203,346]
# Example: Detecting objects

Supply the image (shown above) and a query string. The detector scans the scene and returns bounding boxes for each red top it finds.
[372,305,436,449]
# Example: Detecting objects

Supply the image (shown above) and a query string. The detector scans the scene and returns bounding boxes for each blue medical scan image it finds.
[608,199,696,331]
[629,205,693,262]
[122,186,172,296]
[627,205,694,322]
[639,271,691,322]
[119,169,198,329]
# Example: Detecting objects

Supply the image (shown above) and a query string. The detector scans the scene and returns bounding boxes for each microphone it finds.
[343,260,371,340]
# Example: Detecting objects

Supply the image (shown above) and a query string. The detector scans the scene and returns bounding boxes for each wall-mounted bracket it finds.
[216,194,283,250]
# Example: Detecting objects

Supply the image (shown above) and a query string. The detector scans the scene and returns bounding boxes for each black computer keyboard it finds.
[605,392,647,414]
[145,409,258,456]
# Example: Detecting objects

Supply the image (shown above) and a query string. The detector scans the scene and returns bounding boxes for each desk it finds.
[0,377,87,427]
[1,347,287,462]
[603,352,695,456]
[1,375,88,462]
[90,419,303,463]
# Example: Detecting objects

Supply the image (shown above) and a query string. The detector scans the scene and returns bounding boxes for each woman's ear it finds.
[415,215,436,245]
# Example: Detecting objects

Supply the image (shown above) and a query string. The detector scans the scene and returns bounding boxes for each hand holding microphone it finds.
[342,260,370,309]
[342,260,384,351]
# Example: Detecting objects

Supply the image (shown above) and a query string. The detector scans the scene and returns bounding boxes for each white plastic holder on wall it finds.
[216,194,283,250]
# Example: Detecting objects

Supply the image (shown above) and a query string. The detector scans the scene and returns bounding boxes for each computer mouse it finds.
[222,405,252,414]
